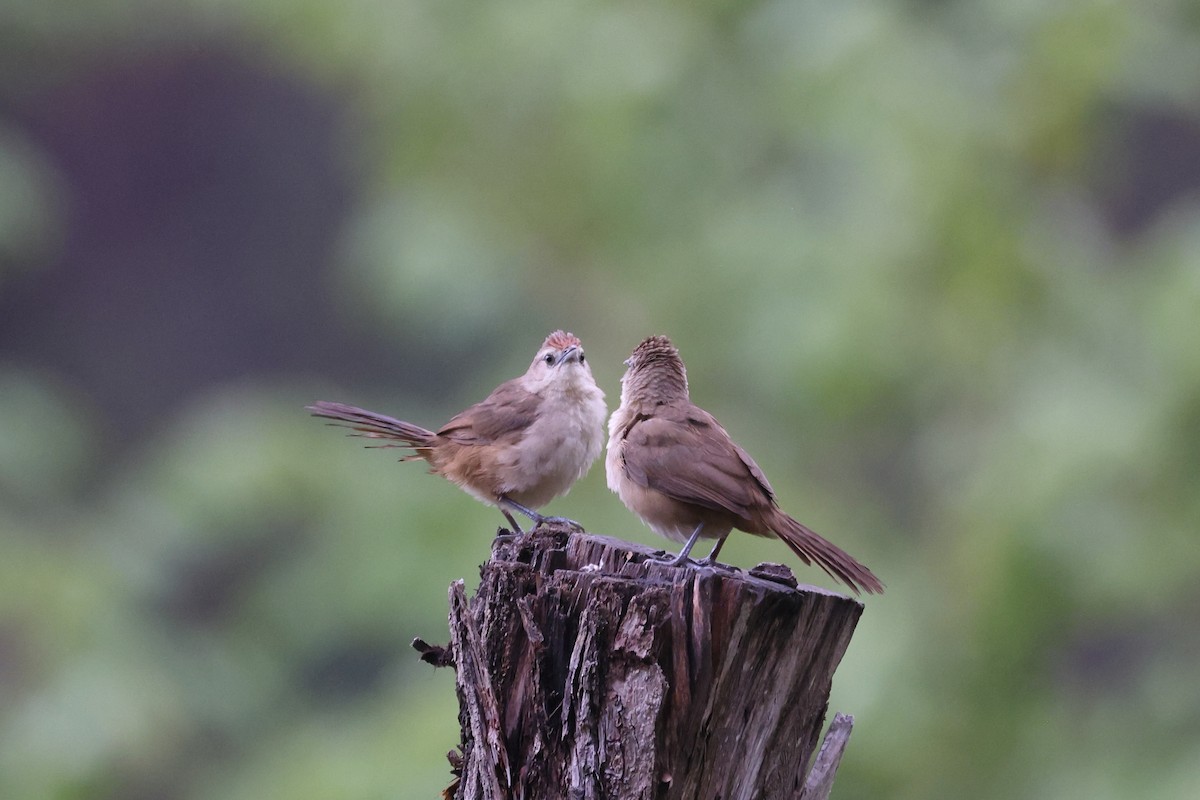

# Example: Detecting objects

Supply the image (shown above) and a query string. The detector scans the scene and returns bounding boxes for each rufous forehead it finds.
[543,330,582,350]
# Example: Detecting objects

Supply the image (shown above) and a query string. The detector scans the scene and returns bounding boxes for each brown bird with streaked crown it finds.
[606,335,883,595]
[310,331,607,533]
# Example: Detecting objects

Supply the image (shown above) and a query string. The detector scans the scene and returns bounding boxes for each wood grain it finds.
[434,524,865,799]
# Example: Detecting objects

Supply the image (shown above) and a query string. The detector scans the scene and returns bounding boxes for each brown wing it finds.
[437,377,540,445]
[619,405,776,522]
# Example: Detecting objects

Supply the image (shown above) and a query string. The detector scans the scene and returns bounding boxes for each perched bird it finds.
[310,330,607,533]
[606,335,883,595]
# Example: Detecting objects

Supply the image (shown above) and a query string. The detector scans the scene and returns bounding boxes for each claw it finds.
[534,515,584,532]
[645,550,693,568]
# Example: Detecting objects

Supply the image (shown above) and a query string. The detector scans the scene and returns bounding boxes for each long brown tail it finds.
[769,510,884,595]
[307,401,437,458]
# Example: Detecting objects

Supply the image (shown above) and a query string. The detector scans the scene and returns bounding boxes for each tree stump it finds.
[424,524,866,800]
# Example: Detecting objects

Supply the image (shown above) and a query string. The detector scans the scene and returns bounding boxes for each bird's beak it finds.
[623,358,632,368]
[556,345,580,365]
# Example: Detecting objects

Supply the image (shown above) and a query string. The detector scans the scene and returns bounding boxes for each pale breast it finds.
[504,382,607,507]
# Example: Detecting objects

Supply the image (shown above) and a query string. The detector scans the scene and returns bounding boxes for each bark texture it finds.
[439,524,864,800]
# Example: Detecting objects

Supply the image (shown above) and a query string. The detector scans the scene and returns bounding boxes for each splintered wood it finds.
[437,525,864,800]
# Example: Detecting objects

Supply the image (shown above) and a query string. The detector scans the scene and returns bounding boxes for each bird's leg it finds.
[499,497,584,532]
[695,533,730,567]
[498,506,524,534]
[649,522,706,567]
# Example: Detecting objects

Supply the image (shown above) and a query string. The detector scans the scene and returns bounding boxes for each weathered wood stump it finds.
[422,524,866,800]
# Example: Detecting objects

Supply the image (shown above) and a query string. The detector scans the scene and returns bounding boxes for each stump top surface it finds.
[488,524,864,609]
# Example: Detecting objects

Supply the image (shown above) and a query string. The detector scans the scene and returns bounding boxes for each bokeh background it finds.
[2,1,1199,798]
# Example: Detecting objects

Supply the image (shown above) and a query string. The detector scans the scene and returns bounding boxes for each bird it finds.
[605,335,883,595]
[309,330,607,533]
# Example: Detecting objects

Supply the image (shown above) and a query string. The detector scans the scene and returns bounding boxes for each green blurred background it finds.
[2,1,1199,797]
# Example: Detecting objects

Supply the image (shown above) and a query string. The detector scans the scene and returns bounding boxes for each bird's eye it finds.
[544,353,555,365]
[578,352,585,363]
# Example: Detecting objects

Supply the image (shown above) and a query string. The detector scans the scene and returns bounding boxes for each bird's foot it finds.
[645,551,692,568]
[644,523,707,568]
[694,556,738,573]
[533,515,585,532]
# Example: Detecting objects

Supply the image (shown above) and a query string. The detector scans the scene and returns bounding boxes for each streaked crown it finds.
[621,335,689,403]
[543,330,583,351]
[627,335,682,370]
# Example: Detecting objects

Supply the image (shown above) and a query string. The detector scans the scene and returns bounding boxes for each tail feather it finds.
[770,511,884,595]
[308,401,437,454]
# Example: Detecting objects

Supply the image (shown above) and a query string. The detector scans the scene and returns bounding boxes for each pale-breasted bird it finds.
[605,335,883,595]
[310,330,607,533]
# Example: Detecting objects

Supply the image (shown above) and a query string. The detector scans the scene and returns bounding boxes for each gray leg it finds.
[499,506,524,534]
[499,497,584,532]
[649,522,706,567]
[696,533,730,566]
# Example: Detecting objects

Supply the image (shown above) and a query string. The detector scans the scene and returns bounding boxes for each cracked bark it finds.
[431,524,865,800]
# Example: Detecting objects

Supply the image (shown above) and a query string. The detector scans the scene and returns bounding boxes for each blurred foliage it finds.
[1,1,1199,798]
